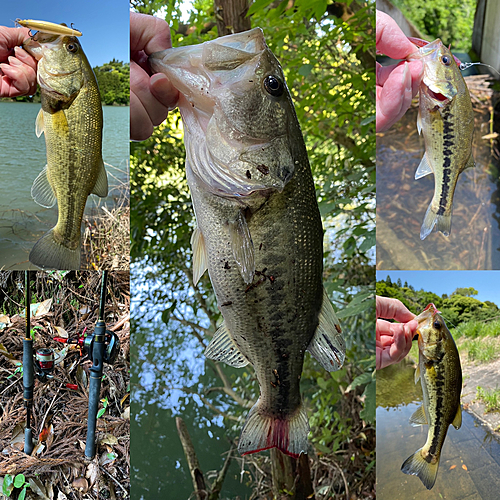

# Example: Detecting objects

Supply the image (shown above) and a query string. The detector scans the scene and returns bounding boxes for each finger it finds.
[376,11,418,59]
[0,61,36,96]
[391,322,413,362]
[130,12,173,54]
[0,27,31,60]
[150,73,179,111]
[376,296,415,323]
[130,90,153,141]
[376,59,422,90]
[14,46,37,71]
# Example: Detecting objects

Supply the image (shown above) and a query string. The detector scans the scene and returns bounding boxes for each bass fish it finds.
[23,27,108,269]
[401,304,462,489]
[408,39,474,240]
[150,28,345,457]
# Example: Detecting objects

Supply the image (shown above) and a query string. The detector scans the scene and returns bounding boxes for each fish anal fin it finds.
[415,153,433,180]
[204,321,249,368]
[238,401,309,458]
[409,405,427,426]
[91,160,108,198]
[35,108,44,137]
[452,404,462,430]
[191,225,208,286]
[401,447,439,490]
[31,165,56,208]
[307,288,346,372]
[229,211,254,285]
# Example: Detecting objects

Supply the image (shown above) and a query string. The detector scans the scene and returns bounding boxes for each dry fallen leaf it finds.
[462,464,468,471]
[86,461,99,487]
[72,477,88,493]
[100,433,118,446]
[449,464,457,470]
[35,298,53,317]
[53,326,68,339]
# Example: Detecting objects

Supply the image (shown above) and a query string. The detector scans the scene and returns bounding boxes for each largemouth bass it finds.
[408,39,474,240]
[401,303,462,489]
[23,27,108,269]
[149,28,345,457]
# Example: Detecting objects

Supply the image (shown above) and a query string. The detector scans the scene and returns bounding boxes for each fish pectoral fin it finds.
[191,225,208,286]
[35,108,44,137]
[415,153,433,180]
[409,405,427,426]
[401,447,439,490]
[417,108,422,135]
[229,211,255,285]
[414,364,420,384]
[91,160,108,198]
[31,165,56,208]
[204,321,249,368]
[464,154,475,171]
[238,401,309,458]
[452,404,462,429]
[307,288,345,372]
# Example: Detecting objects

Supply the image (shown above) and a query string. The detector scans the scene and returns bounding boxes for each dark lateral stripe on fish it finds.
[427,363,446,460]
[437,110,455,216]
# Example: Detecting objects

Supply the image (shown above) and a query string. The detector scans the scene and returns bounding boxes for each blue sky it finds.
[0,0,129,66]
[376,271,500,305]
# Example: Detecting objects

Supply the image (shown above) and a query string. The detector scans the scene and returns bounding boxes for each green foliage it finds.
[390,0,476,51]
[93,60,130,105]
[476,386,500,412]
[458,337,500,363]
[1,474,29,499]
[97,397,109,418]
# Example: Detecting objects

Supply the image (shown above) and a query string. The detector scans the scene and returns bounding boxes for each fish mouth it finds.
[428,88,448,103]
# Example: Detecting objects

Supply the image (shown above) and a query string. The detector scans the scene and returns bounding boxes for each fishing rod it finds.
[23,271,34,454]
[85,271,120,459]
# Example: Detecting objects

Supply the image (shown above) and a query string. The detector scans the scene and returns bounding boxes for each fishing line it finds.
[460,61,500,77]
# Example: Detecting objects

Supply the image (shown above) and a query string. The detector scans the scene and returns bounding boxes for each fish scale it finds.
[150,28,345,458]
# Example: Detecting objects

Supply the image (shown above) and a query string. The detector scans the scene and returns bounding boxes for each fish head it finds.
[409,39,461,107]
[415,304,450,358]
[23,31,85,99]
[149,28,296,198]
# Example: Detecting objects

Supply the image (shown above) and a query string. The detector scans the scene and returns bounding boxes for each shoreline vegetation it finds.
[0,59,129,106]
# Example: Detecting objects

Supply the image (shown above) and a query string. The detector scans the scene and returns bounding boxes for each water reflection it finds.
[376,77,500,270]
[377,359,500,498]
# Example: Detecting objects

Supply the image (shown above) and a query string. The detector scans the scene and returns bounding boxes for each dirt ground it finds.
[461,352,500,434]
[0,271,130,500]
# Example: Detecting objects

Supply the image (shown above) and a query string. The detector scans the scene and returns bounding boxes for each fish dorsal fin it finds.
[229,211,255,285]
[452,404,462,429]
[31,165,56,208]
[191,225,208,286]
[91,159,108,198]
[415,364,421,383]
[417,108,422,135]
[204,321,249,368]
[409,405,427,426]
[35,108,45,137]
[307,288,345,372]
[415,153,433,179]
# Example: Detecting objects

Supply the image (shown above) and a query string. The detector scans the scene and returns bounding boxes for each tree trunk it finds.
[214,0,251,35]
[270,449,315,500]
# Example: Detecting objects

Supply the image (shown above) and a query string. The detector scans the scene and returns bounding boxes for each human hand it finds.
[0,27,37,97]
[376,296,418,370]
[130,12,179,141]
[376,11,423,132]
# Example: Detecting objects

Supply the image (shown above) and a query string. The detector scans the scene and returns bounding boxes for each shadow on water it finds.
[376,76,500,270]
[377,358,500,499]
[0,102,129,270]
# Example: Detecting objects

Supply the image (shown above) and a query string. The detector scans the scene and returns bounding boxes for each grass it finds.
[476,386,500,412]
[457,337,500,363]
[452,319,500,340]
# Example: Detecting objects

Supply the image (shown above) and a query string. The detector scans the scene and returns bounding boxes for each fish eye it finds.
[441,55,451,66]
[433,320,442,329]
[264,75,284,97]
[67,43,78,53]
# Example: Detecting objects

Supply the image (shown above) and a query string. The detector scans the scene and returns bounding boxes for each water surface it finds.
[0,102,129,269]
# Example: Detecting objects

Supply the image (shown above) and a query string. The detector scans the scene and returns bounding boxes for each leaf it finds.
[2,474,14,496]
[359,229,375,252]
[298,64,313,77]
[35,298,53,317]
[346,371,372,392]
[13,474,25,488]
[97,408,106,418]
[360,114,375,126]
[360,379,376,423]
[53,326,68,339]
[18,488,27,500]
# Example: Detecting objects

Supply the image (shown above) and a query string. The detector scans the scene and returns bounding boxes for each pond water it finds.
[376,77,500,270]
[0,102,129,269]
[377,359,500,499]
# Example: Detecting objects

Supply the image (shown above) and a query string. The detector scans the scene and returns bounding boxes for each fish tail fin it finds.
[420,204,452,240]
[238,400,309,458]
[401,447,439,490]
[29,229,81,270]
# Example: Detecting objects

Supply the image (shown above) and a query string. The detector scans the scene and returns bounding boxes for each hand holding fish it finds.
[130,13,179,141]
[376,11,423,132]
[376,296,417,370]
[0,26,37,97]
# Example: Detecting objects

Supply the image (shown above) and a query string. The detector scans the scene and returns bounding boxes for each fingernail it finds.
[402,61,411,95]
